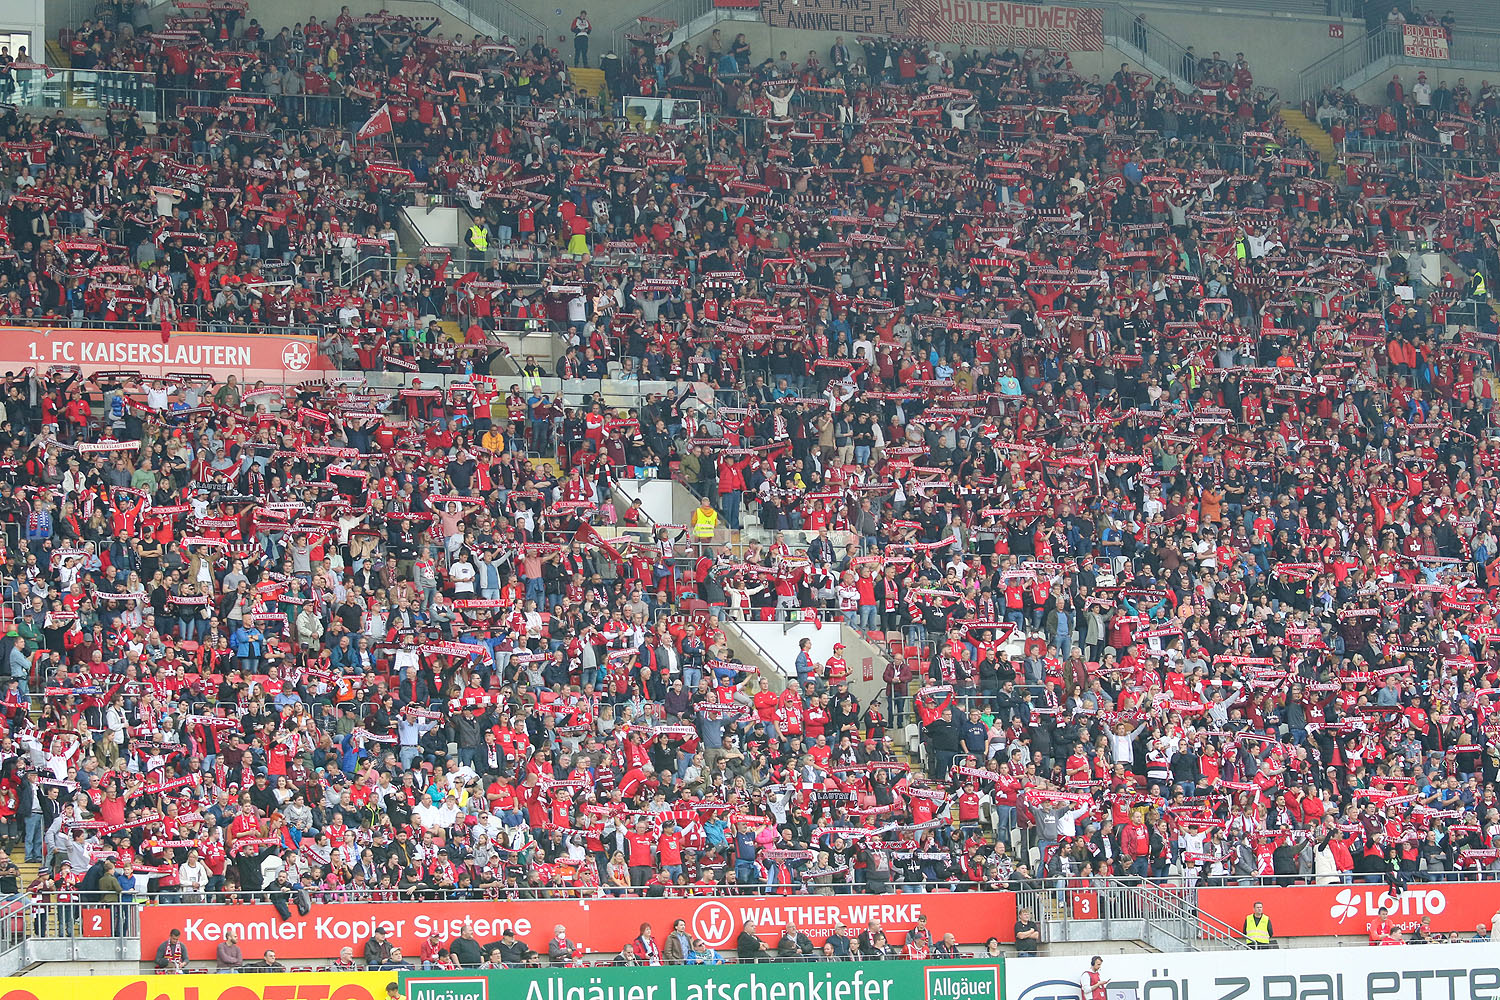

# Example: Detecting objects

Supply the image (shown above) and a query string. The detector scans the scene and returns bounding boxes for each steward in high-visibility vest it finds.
[1467,268,1487,300]
[1242,904,1273,948]
[689,497,719,542]
[467,223,489,251]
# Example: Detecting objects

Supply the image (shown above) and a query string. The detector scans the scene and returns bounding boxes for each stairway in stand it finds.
[46,40,71,68]
[1278,108,1340,180]
[9,850,39,898]
[571,67,607,102]
[8,688,42,914]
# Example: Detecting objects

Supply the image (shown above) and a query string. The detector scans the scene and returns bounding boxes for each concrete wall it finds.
[1129,2,1364,98]
[675,18,1111,81]
[614,478,676,525]
[733,620,887,712]
[1351,63,1478,104]
[402,205,466,249]
[41,0,1365,100]
[18,961,143,976]
[673,3,1360,98]
[4,0,43,60]
[42,0,71,52]
[154,0,643,54]
[198,0,449,34]
[108,0,511,41]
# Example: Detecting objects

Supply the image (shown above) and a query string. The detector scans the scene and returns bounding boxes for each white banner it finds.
[1402,24,1450,59]
[1009,943,1499,1000]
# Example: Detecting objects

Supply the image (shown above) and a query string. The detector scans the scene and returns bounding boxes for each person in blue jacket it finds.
[230,623,265,672]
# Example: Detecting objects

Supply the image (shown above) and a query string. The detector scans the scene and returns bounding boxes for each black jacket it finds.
[777,931,814,958]
[927,718,960,753]
[451,934,483,967]
[736,929,769,962]
[14,777,32,821]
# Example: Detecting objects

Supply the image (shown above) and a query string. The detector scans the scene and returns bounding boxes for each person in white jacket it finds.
[1313,833,1341,885]
[1106,720,1148,767]
[178,849,211,902]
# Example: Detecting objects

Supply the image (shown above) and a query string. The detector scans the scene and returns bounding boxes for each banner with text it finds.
[907,0,1103,51]
[1402,23,1449,59]
[0,972,392,1000]
[762,0,908,36]
[401,961,1002,1000]
[1007,942,1497,1000]
[761,0,1102,51]
[1196,883,1498,938]
[0,326,323,382]
[140,895,1018,961]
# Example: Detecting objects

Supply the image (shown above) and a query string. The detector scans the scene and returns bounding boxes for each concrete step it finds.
[7,846,39,889]
[571,67,607,100]
[1278,108,1339,179]
[47,40,71,68]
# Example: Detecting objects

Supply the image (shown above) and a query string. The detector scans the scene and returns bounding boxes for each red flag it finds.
[357,103,393,141]
[574,523,624,568]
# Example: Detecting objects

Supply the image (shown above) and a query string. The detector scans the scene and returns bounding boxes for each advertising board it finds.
[141,895,1017,961]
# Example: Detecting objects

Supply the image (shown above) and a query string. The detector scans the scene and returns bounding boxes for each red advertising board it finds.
[0,326,322,383]
[1197,883,1494,938]
[139,893,1019,961]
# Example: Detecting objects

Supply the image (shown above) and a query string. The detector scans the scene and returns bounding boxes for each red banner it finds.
[907,0,1104,52]
[139,893,1019,961]
[0,326,323,382]
[1197,883,1494,938]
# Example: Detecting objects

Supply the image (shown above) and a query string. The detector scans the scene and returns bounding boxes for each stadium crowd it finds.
[0,0,1499,971]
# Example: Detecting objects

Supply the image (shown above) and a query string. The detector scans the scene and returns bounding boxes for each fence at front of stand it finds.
[5,67,156,114]
[4,897,138,940]
[7,67,1281,179]
[5,69,346,125]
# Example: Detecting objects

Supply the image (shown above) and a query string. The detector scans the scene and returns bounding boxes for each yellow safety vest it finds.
[1473,272,1488,298]
[468,224,489,250]
[1243,914,1271,945]
[690,506,718,539]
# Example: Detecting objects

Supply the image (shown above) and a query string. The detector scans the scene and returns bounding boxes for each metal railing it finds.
[14,870,1500,913]
[3,69,575,128]
[155,87,349,128]
[1298,24,1500,106]
[0,316,326,337]
[0,897,26,955]
[25,899,140,939]
[622,95,703,129]
[3,68,353,125]
[433,0,547,49]
[1299,26,1403,106]
[607,0,714,57]
[6,67,157,113]
[1101,5,1197,92]
[1447,29,1500,68]
[1026,881,1252,951]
